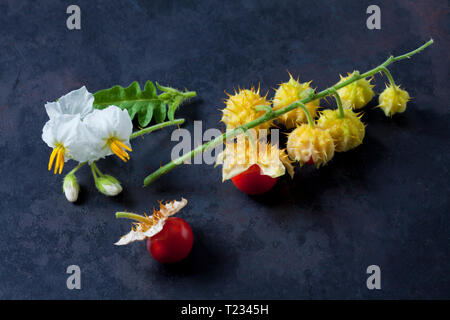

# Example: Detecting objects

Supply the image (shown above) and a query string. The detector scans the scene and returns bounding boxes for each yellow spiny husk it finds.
[337,72,375,110]
[215,137,291,181]
[221,87,272,131]
[317,109,365,152]
[272,75,319,129]
[378,84,410,116]
[287,124,335,168]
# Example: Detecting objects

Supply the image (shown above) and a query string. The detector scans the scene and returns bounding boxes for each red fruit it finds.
[231,164,278,195]
[306,157,314,165]
[146,217,193,263]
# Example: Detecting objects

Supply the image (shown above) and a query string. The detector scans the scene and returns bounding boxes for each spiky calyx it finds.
[215,138,293,181]
[378,84,410,116]
[115,198,188,245]
[337,72,375,110]
[317,109,365,152]
[272,76,319,129]
[221,88,272,131]
[287,124,335,168]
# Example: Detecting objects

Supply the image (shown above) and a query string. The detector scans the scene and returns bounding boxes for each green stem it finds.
[68,162,86,176]
[330,88,345,118]
[90,163,98,180]
[379,67,396,88]
[130,119,185,139]
[115,212,151,223]
[298,103,315,127]
[181,91,197,99]
[143,39,434,186]
[91,162,103,176]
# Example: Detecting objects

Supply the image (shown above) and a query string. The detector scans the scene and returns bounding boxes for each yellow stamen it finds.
[108,138,132,162]
[58,149,64,174]
[55,147,63,174]
[48,145,65,174]
[111,142,127,159]
[110,142,128,162]
[114,140,132,152]
[48,148,58,171]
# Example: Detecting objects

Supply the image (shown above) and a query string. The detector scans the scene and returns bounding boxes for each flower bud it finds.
[63,174,79,203]
[378,84,410,116]
[95,175,122,196]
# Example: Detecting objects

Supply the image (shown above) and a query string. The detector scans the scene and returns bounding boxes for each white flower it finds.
[45,86,94,120]
[63,174,79,202]
[42,114,92,174]
[83,105,133,162]
[115,198,188,245]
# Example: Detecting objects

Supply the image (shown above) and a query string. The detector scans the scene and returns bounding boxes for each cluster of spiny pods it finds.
[216,73,410,195]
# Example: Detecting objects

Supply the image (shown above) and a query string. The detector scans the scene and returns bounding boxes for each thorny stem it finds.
[130,119,185,140]
[143,39,434,186]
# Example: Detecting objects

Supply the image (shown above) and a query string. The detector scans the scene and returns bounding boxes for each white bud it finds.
[95,175,122,196]
[63,174,79,202]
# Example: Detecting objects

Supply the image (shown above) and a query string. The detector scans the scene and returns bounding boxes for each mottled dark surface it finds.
[0,0,448,299]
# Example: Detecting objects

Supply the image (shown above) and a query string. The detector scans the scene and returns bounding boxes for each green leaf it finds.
[93,81,162,125]
[93,81,196,127]
[153,101,166,123]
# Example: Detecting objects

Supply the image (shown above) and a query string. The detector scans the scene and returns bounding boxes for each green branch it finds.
[115,212,150,223]
[143,39,434,186]
[67,162,86,176]
[130,119,185,139]
[379,67,396,88]
[329,88,344,118]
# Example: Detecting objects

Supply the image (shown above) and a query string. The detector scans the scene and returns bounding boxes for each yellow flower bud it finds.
[378,84,410,116]
[317,109,365,152]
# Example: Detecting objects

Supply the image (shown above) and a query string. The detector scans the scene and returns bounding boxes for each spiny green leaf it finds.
[93,81,196,127]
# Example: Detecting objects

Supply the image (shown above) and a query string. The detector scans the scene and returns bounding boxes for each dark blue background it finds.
[0,0,448,299]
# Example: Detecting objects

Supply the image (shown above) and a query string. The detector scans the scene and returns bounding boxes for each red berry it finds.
[147,217,193,263]
[231,164,278,195]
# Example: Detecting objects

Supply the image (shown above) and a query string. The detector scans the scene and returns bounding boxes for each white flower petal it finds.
[83,106,133,161]
[84,106,133,141]
[45,86,94,120]
[42,114,95,163]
